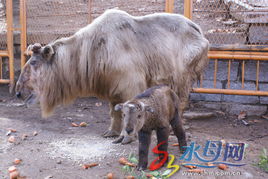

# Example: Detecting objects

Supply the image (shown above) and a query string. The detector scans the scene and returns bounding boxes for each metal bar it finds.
[88,0,92,23]
[13,28,21,31]
[208,52,268,60]
[227,60,231,89]
[165,0,169,12]
[256,61,260,90]
[210,51,268,56]
[213,59,218,88]
[0,51,9,57]
[0,79,10,84]
[193,88,268,96]
[0,57,2,79]
[193,10,268,13]
[184,0,192,19]
[169,0,174,13]
[242,61,245,89]
[210,44,268,52]
[165,0,174,13]
[6,0,14,93]
[20,0,27,68]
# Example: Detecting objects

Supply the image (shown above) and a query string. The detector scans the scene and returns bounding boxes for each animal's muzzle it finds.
[16,92,21,98]
[126,127,134,135]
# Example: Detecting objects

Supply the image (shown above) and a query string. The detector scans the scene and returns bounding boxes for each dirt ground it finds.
[0,85,268,179]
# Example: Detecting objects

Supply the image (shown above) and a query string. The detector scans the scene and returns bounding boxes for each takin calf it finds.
[114,85,187,170]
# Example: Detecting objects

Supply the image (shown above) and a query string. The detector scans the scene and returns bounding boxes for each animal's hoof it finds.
[103,130,120,138]
[137,165,147,171]
[121,135,133,145]
[179,143,187,153]
[112,136,124,144]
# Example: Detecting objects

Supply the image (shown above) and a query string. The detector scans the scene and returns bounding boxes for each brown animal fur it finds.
[114,85,187,170]
[16,9,209,138]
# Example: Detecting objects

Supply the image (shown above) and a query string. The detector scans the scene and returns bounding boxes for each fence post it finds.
[6,0,14,93]
[165,0,174,13]
[184,0,193,19]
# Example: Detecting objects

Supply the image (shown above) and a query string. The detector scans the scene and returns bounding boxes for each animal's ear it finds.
[42,45,55,60]
[31,43,42,54]
[145,106,154,113]
[114,103,123,111]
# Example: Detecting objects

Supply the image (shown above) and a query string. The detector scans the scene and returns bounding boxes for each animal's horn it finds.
[139,101,146,111]
[126,103,137,111]
[32,43,42,53]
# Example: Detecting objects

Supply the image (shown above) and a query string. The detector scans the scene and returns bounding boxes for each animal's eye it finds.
[122,114,125,117]
[137,115,141,118]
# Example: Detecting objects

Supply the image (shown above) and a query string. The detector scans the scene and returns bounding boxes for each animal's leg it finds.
[103,102,122,137]
[156,127,170,165]
[179,97,188,124]
[138,130,152,171]
[170,110,187,153]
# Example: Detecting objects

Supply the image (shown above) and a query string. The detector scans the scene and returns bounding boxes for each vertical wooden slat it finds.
[184,0,193,19]
[214,59,218,88]
[242,61,245,89]
[227,60,231,89]
[20,0,27,68]
[6,0,14,93]
[256,60,260,90]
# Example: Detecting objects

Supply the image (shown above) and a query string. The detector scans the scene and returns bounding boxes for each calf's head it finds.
[16,43,55,106]
[114,101,154,136]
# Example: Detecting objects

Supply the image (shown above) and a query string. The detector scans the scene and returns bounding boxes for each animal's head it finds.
[16,43,55,105]
[114,101,154,135]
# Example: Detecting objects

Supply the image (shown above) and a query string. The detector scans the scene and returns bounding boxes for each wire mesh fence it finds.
[189,0,268,96]
[192,0,268,47]
[26,0,90,45]
[25,0,167,45]
[0,0,7,50]
[0,0,14,90]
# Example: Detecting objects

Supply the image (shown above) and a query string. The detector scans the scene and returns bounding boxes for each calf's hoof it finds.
[103,129,120,138]
[179,141,187,153]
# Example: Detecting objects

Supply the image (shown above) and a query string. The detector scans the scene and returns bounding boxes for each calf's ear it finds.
[114,103,123,111]
[145,106,154,113]
[42,45,55,61]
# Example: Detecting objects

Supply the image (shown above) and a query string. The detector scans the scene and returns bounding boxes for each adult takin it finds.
[114,85,187,170]
[16,9,208,142]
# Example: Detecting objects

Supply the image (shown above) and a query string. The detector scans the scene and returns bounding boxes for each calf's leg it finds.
[156,127,170,165]
[138,130,152,170]
[170,109,187,153]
